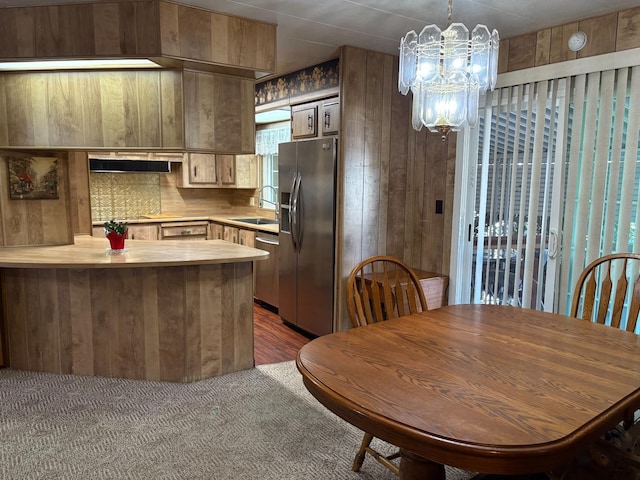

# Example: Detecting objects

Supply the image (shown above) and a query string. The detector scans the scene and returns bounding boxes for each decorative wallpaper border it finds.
[255,58,339,107]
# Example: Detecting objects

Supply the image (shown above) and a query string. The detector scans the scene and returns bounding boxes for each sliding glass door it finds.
[451,59,640,325]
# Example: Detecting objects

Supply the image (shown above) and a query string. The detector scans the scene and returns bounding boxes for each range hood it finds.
[89,158,171,173]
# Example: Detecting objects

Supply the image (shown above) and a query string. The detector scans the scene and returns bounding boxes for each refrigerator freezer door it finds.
[278,142,298,327]
[295,138,336,336]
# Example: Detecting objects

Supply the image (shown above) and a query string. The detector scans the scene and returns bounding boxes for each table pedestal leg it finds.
[399,449,445,480]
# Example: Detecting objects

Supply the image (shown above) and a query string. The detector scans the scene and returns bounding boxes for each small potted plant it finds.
[103,219,128,251]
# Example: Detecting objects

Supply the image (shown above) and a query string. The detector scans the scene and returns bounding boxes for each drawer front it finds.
[161,223,208,239]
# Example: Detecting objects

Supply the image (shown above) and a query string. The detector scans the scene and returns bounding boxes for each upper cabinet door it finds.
[183,71,256,154]
[217,155,236,185]
[176,154,256,189]
[321,100,340,136]
[290,97,340,139]
[188,153,218,184]
[291,104,318,139]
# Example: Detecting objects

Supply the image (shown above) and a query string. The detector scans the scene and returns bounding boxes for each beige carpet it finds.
[0,361,475,480]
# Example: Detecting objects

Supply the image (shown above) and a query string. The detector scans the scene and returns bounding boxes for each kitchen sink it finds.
[230,217,279,225]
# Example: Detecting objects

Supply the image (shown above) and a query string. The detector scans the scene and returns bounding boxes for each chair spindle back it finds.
[347,255,428,328]
[571,253,640,332]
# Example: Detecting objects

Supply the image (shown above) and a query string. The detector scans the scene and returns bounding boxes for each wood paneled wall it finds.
[336,45,456,331]
[499,6,640,73]
[0,151,73,246]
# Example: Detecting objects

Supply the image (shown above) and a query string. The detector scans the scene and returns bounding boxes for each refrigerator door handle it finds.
[288,174,298,251]
[291,173,302,252]
[296,173,303,250]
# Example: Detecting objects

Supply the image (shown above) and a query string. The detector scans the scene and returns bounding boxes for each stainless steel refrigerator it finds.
[278,137,337,336]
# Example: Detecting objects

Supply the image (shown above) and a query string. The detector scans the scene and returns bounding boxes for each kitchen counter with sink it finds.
[0,235,268,383]
[91,215,279,235]
[209,216,279,234]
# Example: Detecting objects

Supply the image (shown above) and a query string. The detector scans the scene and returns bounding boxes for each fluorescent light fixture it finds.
[255,108,290,124]
[0,58,162,71]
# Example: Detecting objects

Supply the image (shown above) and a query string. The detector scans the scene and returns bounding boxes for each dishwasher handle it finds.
[256,236,279,246]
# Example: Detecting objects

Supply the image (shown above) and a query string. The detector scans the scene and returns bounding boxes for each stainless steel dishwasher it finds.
[255,232,279,309]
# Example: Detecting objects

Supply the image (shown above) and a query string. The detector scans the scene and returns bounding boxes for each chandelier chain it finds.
[447,0,453,28]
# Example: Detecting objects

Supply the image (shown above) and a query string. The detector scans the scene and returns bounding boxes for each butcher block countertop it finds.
[0,234,268,269]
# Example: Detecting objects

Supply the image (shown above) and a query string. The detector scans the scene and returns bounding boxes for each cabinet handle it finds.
[308,114,313,131]
[228,167,232,178]
[182,230,191,235]
[240,238,244,245]
[324,111,331,128]
[193,166,198,177]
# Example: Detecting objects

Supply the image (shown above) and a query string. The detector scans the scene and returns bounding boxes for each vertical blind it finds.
[469,65,640,323]
[472,78,564,309]
[557,66,640,318]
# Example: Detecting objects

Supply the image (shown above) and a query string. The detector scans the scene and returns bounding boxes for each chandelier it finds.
[398,0,499,141]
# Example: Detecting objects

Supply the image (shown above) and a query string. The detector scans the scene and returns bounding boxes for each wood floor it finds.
[253,301,313,365]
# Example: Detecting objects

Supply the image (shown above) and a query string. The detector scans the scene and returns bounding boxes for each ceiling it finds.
[1,0,638,77]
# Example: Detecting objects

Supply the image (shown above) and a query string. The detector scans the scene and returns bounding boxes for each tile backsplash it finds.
[90,173,161,221]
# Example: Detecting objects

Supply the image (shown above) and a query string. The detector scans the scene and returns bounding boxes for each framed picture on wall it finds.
[8,155,58,200]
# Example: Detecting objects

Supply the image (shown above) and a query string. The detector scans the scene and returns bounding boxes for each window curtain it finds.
[256,127,290,156]
[256,124,290,205]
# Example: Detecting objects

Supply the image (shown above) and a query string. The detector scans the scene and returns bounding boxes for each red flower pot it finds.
[106,231,127,250]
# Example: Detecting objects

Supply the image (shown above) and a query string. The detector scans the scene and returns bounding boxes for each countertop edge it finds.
[0,237,269,269]
[92,215,279,234]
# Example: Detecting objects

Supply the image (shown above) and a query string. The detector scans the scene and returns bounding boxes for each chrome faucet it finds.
[257,185,279,221]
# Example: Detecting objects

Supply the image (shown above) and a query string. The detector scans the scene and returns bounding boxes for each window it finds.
[255,113,290,208]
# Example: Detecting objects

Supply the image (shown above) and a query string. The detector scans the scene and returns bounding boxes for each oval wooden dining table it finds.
[296,304,640,479]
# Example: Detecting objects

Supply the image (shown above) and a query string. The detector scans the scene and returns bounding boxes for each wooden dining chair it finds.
[570,252,640,333]
[568,253,640,477]
[346,255,429,475]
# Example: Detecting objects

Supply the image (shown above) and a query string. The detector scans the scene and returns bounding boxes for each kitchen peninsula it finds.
[0,236,268,383]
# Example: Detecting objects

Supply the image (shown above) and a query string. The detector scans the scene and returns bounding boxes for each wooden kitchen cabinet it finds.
[128,224,159,240]
[222,225,255,247]
[217,155,236,185]
[160,221,208,240]
[238,229,255,247]
[209,222,224,240]
[223,225,239,243]
[92,223,159,240]
[183,71,255,153]
[291,96,339,139]
[321,98,340,136]
[234,155,258,188]
[182,153,217,185]
[177,153,256,189]
[291,103,318,139]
